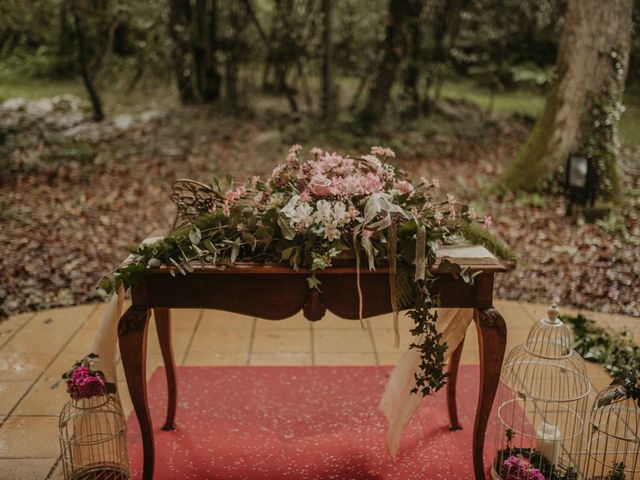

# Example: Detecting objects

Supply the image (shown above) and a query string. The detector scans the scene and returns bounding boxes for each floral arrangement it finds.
[103,145,514,396]
[502,455,546,480]
[62,353,116,401]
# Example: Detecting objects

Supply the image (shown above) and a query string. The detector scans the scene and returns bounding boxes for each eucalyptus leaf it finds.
[277,216,296,240]
[189,226,202,245]
[230,238,240,263]
[242,232,257,251]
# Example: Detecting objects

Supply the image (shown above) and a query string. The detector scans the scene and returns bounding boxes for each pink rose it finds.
[309,174,332,196]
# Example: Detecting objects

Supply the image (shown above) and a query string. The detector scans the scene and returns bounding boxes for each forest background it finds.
[0,0,639,318]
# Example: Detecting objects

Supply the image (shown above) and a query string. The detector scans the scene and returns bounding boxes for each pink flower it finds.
[223,200,231,217]
[289,144,303,154]
[348,205,358,220]
[371,146,396,158]
[484,215,493,228]
[310,147,323,157]
[299,190,311,203]
[434,209,444,223]
[360,172,382,194]
[432,178,440,190]
[271,164,290,186]
[446,193,456,206]
[250,176,259,188]
[393,180,413,194]
[310,174,332,196]
[501,456,545,480]
[66,365,106,401]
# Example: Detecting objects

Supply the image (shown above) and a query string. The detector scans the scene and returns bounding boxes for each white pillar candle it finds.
[535,421,562,466]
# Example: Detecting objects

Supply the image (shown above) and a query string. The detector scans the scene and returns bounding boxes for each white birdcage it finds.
[58,394,130,480]
[491,303,591,480]
[582,371,640,480]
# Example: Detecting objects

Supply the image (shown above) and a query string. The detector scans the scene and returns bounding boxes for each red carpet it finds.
[127,366,493,479]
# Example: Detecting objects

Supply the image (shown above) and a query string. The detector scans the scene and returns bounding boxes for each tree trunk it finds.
[497,0,633,201]
[168,0,195,104]
[402,0,425,118]
[193,0,221,102]
[359,0,411,126]
[71,1,104,122]
[321,0,334,120]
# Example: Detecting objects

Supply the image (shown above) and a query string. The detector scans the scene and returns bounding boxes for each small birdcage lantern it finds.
[59,395,130,480]
[491,303,591,480]
[582,370,640,480]
[58,354,130,480]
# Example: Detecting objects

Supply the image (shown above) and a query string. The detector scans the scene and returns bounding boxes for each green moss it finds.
[460,222,518,263]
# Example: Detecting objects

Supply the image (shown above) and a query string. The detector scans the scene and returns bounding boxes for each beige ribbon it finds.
[379,308,474,459]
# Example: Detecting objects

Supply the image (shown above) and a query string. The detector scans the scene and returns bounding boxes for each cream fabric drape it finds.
[379,308,474,459]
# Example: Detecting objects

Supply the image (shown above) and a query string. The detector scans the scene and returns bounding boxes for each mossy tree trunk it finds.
[496,0,633,201]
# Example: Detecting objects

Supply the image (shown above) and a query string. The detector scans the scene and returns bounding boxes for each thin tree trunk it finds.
[402,0,424,118]
[359,0,411,126]
[321,0,334,120]
[193,0,221,102]
[497,0,633,200]
[71,1,104,122]
[168,0,195,104]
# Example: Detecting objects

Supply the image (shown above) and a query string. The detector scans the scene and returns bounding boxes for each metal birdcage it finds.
[58,394,130,480]
[491,304,591,480]
[582,371,640,480]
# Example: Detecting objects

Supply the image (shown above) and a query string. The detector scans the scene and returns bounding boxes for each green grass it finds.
[439,80,546,118]
[0,70,85,101]
[619,87,640,148]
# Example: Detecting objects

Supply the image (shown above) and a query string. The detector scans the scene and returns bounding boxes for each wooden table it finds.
[118,246,507,480]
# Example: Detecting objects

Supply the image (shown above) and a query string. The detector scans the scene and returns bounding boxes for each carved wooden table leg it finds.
[473,307,507,480]
[118,306,154,480]
[447,335,465,431]
[154,308,177,431]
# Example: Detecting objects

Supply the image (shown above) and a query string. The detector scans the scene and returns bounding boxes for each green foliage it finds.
[561,313,640,376]
[408,277,448,397]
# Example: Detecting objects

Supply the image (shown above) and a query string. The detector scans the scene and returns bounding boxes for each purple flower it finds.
[502,455,545,480]
[66,365,106,400]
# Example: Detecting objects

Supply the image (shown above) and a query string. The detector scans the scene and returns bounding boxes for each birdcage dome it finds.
[523,303,574,359]
[491,303,591,480]
[583,373,640,480]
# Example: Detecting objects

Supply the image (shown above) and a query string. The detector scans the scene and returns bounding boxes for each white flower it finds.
[324,223,341,241]
[291,203,314,228]
[314,200,333,223]
[333,202,351,226]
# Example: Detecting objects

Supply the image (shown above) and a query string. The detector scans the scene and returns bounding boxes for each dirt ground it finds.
[1,99,638,318]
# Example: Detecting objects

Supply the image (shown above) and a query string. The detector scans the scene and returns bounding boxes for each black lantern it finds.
[564,152,597,215]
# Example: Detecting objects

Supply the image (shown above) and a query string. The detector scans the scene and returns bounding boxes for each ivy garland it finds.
[101,146,514,397]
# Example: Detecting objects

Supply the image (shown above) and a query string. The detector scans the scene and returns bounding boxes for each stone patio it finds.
[0,300,634,479]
